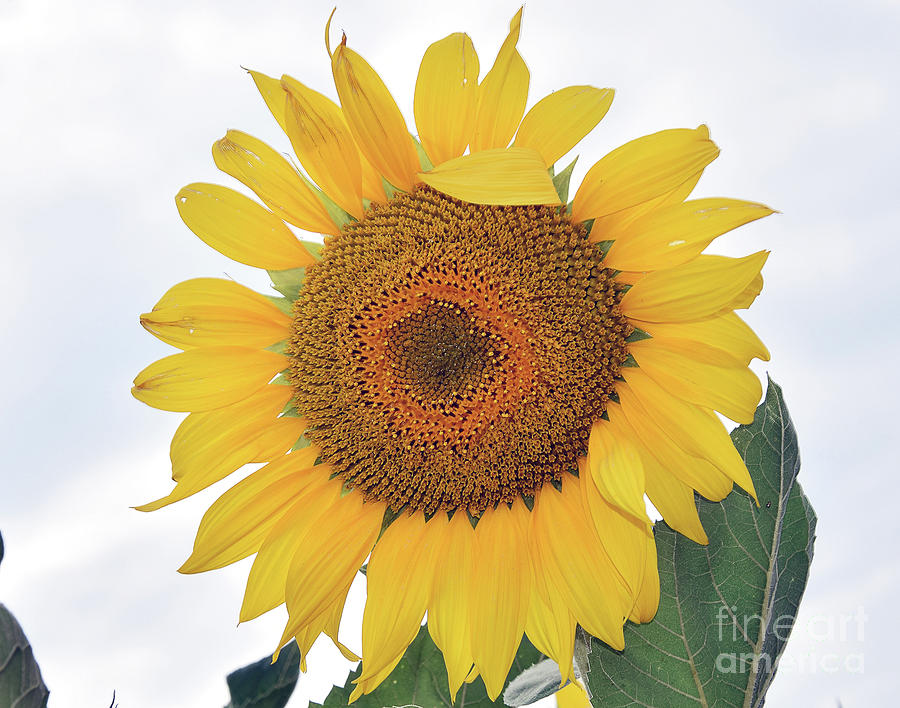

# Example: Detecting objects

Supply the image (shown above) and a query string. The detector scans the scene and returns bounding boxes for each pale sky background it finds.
[1,0,897,706]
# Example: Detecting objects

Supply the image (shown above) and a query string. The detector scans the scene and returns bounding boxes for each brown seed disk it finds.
[287,185,632,515]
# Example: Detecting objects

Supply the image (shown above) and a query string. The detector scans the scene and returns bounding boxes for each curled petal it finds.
[419,147,559,205]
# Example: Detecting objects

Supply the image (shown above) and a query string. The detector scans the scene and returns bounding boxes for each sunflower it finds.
[133,8,772,702]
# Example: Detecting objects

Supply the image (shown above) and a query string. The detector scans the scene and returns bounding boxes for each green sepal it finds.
[625,327,652,343]
[381,177,400,201]
[265,340,287,355]
[310,626,545,707]
[413,135,434,172]
[619,353,638,367]
[290,434,311,451]
[304,241,324,260]
[224,641,300,708]
[551,157,578,204]
[267,267,306,301]
[266,296,294,316]
[281,403,303,418]
[322,199,354,229]
[270,372,291,386]
[593,238,614,258]
[376,506,403,540]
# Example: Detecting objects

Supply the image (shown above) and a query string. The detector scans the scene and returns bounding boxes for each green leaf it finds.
[0,608,49,708]
[224,641,300,708]
[582,377,816,707]
[312,625,545,708]
[551,157,578,204]
[0,533,50,708]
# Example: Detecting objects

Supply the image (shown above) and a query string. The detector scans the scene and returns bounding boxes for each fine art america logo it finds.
[714,605,866,675]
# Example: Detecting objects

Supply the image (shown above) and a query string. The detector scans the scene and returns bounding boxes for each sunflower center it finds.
[287,185,632,514]
[387,301,494,401]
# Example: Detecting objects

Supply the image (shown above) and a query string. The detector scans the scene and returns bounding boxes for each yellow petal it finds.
[586,419,649,523]
[639,312,770,364]
[644,458,708,546]
[175,183,317,270]
[249,70,383,206]
[622,369,756,500]
[604,198,774,272]
[525,580,577,686]
[733,271,765,310]
[140,277,291,350]
[358,513,441,682]
[532,483,628,650]
[629,530,660,624]
[428,512,476,701]
[358,149,388,203]
[620,251,769,323]
[212,130,340,236]
[578,458,649,606]
[179,447,320,573]
[414,33,480,166]
[248,69,290,134]
[132,346,287,412]
[280,75,365,220]
[324,593,360,662]
[471,502,532,700]
[589,168,704,240]
[331,42,420,191]
[556,682,591,708]
[515,86,614,166]
[608,407,708,544]
[419,147,560,205]
[349,654,406,703]
[472,8,529,152]
[630,338,762,424]
[282,583,357,671]
[240,472,340,621]
[613,386,732,501]
[136,385,304,511]
[280,489,383,643]
[572,126,718,222]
